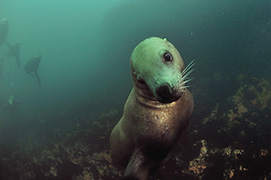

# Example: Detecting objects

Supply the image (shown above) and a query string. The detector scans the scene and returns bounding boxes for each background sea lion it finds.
[5,41,21,69]
[0,18,8,47]
[24,55,42,88]
[110,37,194,180]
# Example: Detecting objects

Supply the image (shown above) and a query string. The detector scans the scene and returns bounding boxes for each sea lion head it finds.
[131,37,194,103]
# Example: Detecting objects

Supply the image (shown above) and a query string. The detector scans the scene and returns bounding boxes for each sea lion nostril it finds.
[156,85,171,99]
[156,84,182,103]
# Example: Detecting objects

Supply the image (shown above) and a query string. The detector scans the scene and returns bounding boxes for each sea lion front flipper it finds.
[123,148,150,180]
[34,71,41,88]
[29,72,35,78]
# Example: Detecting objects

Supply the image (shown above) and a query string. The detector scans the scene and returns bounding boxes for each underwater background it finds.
[0,0,271,179]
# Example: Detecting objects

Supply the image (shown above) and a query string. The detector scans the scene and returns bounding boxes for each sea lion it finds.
[110,37,194,180]
[5,41,21,68]
[24,55,42,88]
[0,18,8,47]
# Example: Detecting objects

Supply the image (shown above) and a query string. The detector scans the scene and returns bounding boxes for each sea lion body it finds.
[6,42,21,68]
[0,18,8,47]
[24,55,42,88]
[110,37,194,180]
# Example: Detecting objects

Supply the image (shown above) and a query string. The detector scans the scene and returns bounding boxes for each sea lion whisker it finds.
[179,60,195,88]
[179,85,190,90]
[181,67,194,81]
[181,78,193,85]
[181,71,194,81]
[179,73,194,86]
[181,59,195,76]
[183,68,194,79]
[179,76,194,92]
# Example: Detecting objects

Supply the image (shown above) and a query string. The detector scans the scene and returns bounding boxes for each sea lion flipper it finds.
[123,148,150,180]
[29,72,35,78]
[34,71,41,88]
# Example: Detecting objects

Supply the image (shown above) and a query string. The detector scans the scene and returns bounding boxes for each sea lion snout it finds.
[155,83,182,103]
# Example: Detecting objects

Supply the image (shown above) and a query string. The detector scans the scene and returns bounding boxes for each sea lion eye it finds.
[163,52,173,62]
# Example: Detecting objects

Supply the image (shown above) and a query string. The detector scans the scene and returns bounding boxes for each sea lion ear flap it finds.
[131,60,138,78]
[131,61,136,76]
[133,70,145,84]
[131,62,145,84]
[136,74,146,84]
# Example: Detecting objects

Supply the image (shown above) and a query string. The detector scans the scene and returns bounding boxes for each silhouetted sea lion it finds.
[110,37,194,180]
[0,18,8,47]
[5,41,21,68]
[24,55,42,88]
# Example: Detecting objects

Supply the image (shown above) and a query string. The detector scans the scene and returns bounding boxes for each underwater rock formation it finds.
[186,75,271,179]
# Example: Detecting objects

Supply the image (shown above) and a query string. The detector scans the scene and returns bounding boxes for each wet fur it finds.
[110,37,194,180]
